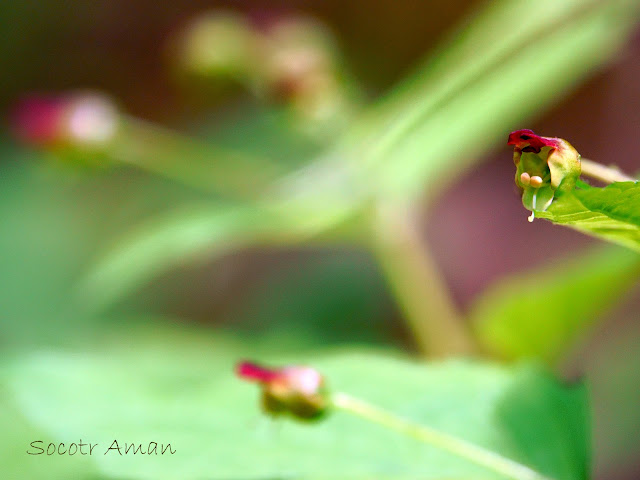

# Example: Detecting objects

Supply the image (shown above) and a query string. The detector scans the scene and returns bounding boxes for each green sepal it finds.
[548,139,581,193]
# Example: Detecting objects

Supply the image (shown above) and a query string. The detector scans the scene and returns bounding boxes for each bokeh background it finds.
[1,1,639,479]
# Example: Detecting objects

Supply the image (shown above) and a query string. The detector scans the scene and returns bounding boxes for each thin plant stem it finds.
[372,202,475,357]
[332,391,552,480]
[580,158,637,184]
[108,117,285,197]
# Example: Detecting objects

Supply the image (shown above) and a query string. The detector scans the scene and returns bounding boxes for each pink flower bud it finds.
[12,96,67,147]
[12,92,119,149]
[236,361,329,421]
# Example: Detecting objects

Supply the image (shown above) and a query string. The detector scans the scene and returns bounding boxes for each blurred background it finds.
[1,1,639,479]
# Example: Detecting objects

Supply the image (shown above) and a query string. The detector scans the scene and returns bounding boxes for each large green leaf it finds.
[471,247,640,364]
[5,324,589,480]
[536,182,640,252]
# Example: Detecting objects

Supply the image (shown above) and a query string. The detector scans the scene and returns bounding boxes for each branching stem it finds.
[580,158,637,184]
[372,203,475,357]
[332,391,553,480]
[109,117,284,197]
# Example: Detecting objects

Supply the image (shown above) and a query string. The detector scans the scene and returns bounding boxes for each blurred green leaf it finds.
[0,150,98,348]
[495,368,590,480]
[471,247,640,363]
[536,183,640,252]
[79,201,360,311]
[0,383,100,480]
[0,140,225,347]
[586,323,640,476]
[345,0,639,198]
[5,324,589,480]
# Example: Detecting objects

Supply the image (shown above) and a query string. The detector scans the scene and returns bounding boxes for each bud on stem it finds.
[236,361,551,480]
[12,92,120,154]
[236,361,329,421]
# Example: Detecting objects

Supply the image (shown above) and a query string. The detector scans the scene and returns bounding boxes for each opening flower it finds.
[507,129,581,221]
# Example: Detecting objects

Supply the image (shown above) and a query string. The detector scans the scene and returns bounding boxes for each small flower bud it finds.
[259,17,337,98]
[12,92,119,150]
[173,11,258,82]
[507,129,581,219]
[236,361,329,421]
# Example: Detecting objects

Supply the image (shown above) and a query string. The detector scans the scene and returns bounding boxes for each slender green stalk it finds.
[580,158,637,184]
[372,203,475,357]
[108,117,285,197]
[355,0,607,168]
[332,392,552,480]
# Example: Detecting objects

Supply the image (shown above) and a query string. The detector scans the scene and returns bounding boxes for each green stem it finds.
[332,391,552,480]
[371,202,475,357]
[580,158,637,184]
[107,117,285,197]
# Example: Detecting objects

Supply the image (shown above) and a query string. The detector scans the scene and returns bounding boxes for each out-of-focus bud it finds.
[236,360,329,421]
[174,12,258,84]
[507,129,581,221]
[12,92,120,151]
[258,16,350,127]
[259,17,336,97]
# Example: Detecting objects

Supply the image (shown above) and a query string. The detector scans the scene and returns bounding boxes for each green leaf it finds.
[471,247,640,364]
[79,201,360,311]
[5,324,589,480]
[344,0,639,198]
[0,383,100,480]
[495,368,590,480]
[585,322,640,474]
[536,182,640,252]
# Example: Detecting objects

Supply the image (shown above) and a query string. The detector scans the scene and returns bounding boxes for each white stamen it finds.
[528,191,537,223]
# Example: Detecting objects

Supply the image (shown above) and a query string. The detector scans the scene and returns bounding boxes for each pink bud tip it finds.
[11,92,119,149]
[236,361,280,383]
[11,95,66,146]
